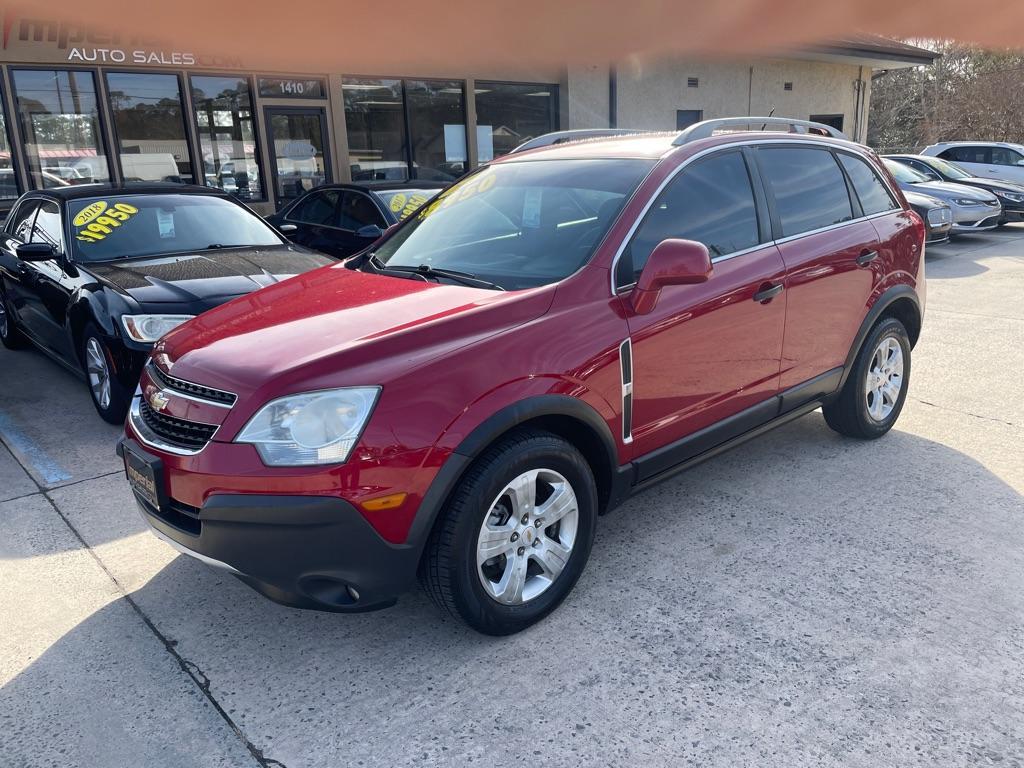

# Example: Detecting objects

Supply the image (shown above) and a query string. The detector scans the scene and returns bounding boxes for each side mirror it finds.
[16,242,56,261]
[356,224,384,240]
[630,239,712,315]
[1016,159,1024,167]
[278,223,298,234]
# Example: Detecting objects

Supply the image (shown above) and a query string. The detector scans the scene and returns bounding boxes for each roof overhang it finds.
[794,38,939,70]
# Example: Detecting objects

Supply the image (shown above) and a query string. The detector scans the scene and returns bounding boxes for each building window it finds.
[190,75,263,200]
[687,77,699,88]
[343,77,467,182]
[0,94,19,202]
[475,82,558,162]
[809,114,844,132]
[676,109,704,130]
[344,78,409,181]
[11,69,111,189]
[784,82,794,91]
[106,72,193,183]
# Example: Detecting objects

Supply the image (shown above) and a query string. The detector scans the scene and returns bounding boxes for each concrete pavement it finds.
[1,228,1022,767]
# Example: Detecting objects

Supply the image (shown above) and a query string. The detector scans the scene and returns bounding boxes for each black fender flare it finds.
[404,394,621,551]
[835,285,921,393]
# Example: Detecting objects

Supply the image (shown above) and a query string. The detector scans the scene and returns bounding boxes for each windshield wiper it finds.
[384,264,505,291]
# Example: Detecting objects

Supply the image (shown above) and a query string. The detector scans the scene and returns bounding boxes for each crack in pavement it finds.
[4,451,287,768]
[911,397,1018,428]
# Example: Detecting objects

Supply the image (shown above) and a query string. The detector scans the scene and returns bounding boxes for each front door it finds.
[616,149,787,470]
[265,108,332,208]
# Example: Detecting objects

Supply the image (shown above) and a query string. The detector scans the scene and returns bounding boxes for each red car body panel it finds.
[122,130,925,612]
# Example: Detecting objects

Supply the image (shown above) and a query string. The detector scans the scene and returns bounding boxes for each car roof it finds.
[35,182,227,202]
[925,141,1024,149]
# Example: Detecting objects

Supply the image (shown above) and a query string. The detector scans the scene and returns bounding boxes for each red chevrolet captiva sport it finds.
[119,118,925,635]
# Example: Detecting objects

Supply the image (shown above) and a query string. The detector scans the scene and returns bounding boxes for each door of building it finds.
[264,107,332,208]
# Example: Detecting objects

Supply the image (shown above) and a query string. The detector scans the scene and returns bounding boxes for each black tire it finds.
[0,286,28,350]
[823,316,911,439]
[81,323,131,424]
[420,429,598,635]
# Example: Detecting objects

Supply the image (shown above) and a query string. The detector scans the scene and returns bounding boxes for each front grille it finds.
[148,362,236,406]
[139,400,218,450]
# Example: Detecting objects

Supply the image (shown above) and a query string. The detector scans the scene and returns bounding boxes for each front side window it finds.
[990,147,1024,166]
[620,150,760,285]
[339,192,385,230]
[475,82,558,162]
[31,200,64,252]
[191,76,263,200]
[12,69,111,189]
[288,190,340,226]
[373,158,653,291]
[839,154,899,216]
[8,200,39,241]
[106,72,192,183]
[759,147,853,237]
[67,194,282,262]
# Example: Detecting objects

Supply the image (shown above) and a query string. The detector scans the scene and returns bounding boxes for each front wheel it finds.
[82,323,131,424]
[420,429,598,635]
[823,316,911,439]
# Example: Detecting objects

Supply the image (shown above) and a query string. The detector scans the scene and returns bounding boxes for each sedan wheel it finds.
[85,337,112,410]
[476,468,579,605]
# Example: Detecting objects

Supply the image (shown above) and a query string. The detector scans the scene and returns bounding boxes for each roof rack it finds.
[673,117,848,145]
[509,129,654,154]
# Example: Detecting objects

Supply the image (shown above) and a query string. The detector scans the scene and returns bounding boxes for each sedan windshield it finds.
[884,159,930,184]
[924,157,971,180]
[68,194,283,262]
[371,159,654,290]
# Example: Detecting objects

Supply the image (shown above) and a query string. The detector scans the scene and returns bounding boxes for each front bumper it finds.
[950,205,1002,233]
[117,437,421,612]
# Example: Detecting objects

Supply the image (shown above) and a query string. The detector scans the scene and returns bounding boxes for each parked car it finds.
[119,119,926,635]
[266,182,445,258]
[882,158,1002,234]
[920,142,1024,185]
[902,189,953,244]
[0,183,332,423]
[885,153,1024,222]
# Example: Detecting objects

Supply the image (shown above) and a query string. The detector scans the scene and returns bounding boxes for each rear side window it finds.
[758,147,853,237]
[939,146,989,164]
[288,190,340,226]
[621,150,759,283]
[838,154,899,215]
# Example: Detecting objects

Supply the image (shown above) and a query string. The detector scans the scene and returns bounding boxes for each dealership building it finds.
[0,17,936,215]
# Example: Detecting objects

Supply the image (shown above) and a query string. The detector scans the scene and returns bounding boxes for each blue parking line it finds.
[0,411,72,485]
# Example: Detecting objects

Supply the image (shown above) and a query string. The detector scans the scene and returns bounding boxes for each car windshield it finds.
[371,159,654,290]
[373,188,442,221]
[68,194,283,262]
[923,157,971,179]
[884,159,930,184]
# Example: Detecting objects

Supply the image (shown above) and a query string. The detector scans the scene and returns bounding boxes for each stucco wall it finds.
[566,55,872,141]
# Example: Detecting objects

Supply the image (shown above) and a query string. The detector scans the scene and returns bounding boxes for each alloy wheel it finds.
[476,468,579,605]
[0,300,7,340]
[85,338,111,410]
[864,336,904,422]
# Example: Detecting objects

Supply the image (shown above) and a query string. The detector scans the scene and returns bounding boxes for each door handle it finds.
[753,282,784,303]
[856,250,879,267]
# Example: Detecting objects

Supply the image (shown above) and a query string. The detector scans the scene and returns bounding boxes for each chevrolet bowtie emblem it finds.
[148,389,170,411]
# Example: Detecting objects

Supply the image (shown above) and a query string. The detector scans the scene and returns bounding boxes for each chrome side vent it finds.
[619,338,633,444]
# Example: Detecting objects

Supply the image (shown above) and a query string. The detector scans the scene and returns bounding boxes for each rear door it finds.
[755,144,880,391]
[1,198,41,334]
[619,148,787,469]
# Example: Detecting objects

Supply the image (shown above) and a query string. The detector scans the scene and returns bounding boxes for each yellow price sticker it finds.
[72,200,108,227]
[389,193,408,213]
[75,202,140,243]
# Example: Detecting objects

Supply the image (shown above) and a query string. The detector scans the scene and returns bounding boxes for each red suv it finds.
[119,119,925,635]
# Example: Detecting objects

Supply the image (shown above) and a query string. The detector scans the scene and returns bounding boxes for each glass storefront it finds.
[106,72,193,183]
[343,77,467,182]
[266,108,330,204]
[0,102,17,202]
[475,82,558,161]
[11,69,111,188]
[190,75,263,200]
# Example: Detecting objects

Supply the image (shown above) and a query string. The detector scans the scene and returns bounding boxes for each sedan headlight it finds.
[952,198,986,206]
[121,314,195,343]
[994,189,1024,203]
[236,387,381,466]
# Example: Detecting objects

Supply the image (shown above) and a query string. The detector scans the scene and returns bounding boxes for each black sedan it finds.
[903,189,953,245]
[0,184,332,423]
[885,154,1024,222]
[266,182,444,259]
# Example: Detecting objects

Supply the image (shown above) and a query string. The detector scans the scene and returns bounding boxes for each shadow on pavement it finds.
[4,415,1023,767]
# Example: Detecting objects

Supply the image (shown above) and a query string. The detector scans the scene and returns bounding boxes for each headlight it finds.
[236,387,380,466]
[121,314,195,343]
[952,198,985,206]
[994,190,1024,203]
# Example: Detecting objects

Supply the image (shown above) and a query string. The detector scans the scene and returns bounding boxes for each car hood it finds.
[903,189,949,209]
[87,245,333,308]
[154,263,555,400]
[904,180,998,203]
[953,177,1024,194]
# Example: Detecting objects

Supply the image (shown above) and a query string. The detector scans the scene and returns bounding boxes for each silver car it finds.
[883,158,1002,234]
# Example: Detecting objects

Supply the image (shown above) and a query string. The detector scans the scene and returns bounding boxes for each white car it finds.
[920,142,1024,185]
